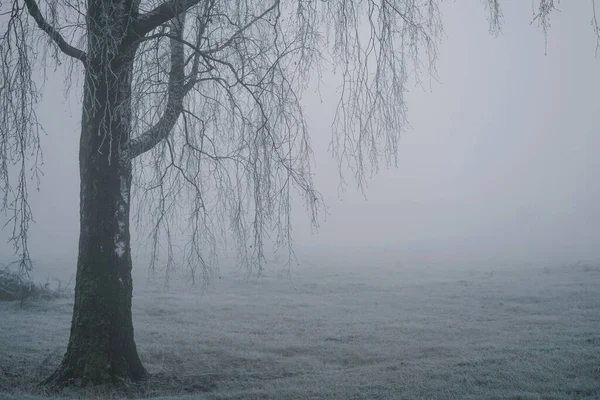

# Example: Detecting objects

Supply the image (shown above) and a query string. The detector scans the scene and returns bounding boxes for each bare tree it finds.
[0,0,597,387]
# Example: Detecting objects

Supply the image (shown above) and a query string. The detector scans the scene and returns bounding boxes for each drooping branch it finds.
[592,0,600,56]
[483,0,503,35]
[126,15,190,159]
[131,0,204,39]
[531,0,559,54]
[22,0,87,63]
[203,1,279,55]
[0,0,45,275]
[127,0,279,160]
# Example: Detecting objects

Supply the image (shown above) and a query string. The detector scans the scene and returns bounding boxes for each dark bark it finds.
[130,0,203,40]
[42,13,146,386]
[22,0,87,63]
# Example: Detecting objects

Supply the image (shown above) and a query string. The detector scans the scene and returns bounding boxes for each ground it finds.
[0,256,599,399]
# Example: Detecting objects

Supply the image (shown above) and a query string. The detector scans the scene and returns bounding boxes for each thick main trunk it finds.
[44,170,146,385]
[43,49,146,387]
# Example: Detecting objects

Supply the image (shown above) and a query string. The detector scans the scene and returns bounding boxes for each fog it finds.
[1,1,599,271]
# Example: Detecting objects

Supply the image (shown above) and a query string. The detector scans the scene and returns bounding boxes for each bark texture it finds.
[43,1,147,385]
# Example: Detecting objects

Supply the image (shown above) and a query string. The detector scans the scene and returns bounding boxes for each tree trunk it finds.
[43,44,147,386]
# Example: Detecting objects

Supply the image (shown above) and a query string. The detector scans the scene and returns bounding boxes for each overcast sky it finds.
[1,1,599,270]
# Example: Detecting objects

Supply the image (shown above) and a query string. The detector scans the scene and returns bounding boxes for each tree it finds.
[0,0,597,387]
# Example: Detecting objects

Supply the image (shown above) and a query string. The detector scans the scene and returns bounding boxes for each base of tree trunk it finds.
[41,353,148,388]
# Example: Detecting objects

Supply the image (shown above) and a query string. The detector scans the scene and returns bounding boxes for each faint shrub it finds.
[0,269,33,302]
[580,263,600,273]
[0,268,72,305]
[31,275,73,301]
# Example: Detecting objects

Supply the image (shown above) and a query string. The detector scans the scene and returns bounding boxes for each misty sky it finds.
[1,1,599,269]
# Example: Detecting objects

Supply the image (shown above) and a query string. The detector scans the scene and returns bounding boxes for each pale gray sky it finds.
[2,1,599,269]
[295,1,600,265]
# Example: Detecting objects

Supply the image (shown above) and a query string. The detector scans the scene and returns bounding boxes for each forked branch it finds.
[132,0,204,39]
[126,16,191,159]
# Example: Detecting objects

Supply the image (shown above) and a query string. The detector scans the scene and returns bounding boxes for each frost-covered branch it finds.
[127,16,190,159]
[592,0,600,56]
[483,0,503,35]
[327,0,443,189]
[531,0,560,53]
[22,0,87,63]
[0,0,44,275]
[129,0,321,277]
[132,0,205,39]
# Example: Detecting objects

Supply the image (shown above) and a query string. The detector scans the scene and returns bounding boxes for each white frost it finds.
[120,176,129,204]
[115,239,125,257]
[115,175,128,258]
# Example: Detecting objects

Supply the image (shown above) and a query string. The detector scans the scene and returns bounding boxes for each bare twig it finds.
[22,0,87,63]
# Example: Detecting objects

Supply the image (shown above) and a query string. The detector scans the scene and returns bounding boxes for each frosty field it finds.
[1,257,599,399]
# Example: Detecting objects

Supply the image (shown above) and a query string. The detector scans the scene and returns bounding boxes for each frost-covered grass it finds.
[0,258,599,399]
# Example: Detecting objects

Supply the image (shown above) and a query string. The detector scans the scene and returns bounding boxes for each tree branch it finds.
[132,0,204,39]
[126,15,191,159]
[22,0,87,63]
[592,0,600,57]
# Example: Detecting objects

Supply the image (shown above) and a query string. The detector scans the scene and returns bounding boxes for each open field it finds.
[1,257,599,399]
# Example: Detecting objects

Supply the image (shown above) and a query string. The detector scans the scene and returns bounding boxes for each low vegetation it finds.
[0,259,599,399]
[0,269,71,304]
